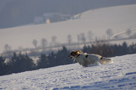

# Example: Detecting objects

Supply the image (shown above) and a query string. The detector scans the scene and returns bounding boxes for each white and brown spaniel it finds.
[69,50,113,67]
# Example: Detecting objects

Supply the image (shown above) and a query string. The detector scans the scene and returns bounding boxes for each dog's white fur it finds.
[69,50,113,67]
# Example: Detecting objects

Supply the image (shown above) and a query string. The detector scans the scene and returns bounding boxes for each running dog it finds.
[69,50,113,67]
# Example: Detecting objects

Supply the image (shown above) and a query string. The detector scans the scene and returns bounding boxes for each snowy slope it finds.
[0,54,136,90]
[0,4,136,52]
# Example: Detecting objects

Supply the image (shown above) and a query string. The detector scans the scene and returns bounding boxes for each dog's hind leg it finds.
[100,57,113,64]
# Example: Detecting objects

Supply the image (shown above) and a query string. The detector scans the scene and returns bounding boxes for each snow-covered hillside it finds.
[0,4,136,53]
[0,54,136,90]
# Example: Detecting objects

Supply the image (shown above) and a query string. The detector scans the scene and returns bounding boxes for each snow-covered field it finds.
[0,54,136,90]
[0,4,136,53]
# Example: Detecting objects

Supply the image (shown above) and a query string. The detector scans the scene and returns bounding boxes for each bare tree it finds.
[80,33,86,44]
[41,38,48,52]
[32,39,38,48]
[77,34,80,43]
[50,36,57,46]
[52,36,57,41]
[67,34,72,44]
[126,28,131,37]
[88,31,93,41]
[4,44,11,52]
[106,29,113,39]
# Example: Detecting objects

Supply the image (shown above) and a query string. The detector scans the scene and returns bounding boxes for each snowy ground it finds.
[0,54,136,90]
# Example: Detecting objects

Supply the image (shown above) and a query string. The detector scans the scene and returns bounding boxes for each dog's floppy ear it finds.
[70,51,76,56]
[76,50,82,55]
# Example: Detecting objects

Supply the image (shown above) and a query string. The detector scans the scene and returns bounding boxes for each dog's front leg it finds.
[82,59,88,67]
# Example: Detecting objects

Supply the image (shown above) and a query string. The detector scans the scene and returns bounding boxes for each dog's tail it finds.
[100,57,113,64]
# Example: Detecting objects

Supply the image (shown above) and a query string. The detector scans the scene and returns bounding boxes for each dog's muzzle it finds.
[69,55,73,59]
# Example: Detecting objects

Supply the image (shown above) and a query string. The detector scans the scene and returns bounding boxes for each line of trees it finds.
[0,41,136,76]
[4,28,136,54]
[83,41,136,57]
[0,47,73,76]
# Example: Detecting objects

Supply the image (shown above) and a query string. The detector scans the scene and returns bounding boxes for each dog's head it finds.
[69,50,82,60]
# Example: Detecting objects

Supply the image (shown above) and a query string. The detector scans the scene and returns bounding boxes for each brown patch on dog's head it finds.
[75,50,82,55]
[69,50,82,59]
